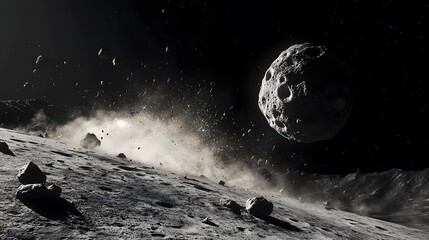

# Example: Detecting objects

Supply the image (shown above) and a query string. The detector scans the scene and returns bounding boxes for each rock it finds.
[0,141,15,156]
[246,196,273,217]
[117,153,127,159]
[80,133,101,149]
[47,184,62,197]
[17,162,46,184]
[202,217,219,227]
[199,175,208,180]
[258,43,354,143]
[16,184,56,200]
[218,180,226,186]
[323,201,335,210]
[220,198,242,214]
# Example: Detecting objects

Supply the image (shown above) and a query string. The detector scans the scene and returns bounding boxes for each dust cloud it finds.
[55,110,269,188]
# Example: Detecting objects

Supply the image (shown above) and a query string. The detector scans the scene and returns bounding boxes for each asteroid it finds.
[17,162,47,184]
[246,196,273,217]
[80,133,101,149]
[258,43,354,143]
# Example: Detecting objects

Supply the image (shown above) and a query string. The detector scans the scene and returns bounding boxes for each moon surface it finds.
[258,43,354,143]
[0,128,426,239]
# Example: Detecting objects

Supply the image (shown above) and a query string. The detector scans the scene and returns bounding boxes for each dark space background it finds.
[0,1,427,175]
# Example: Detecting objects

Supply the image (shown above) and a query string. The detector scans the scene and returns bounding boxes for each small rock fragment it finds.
[220,198,242,215]
[117,153,127,159]
[246,196,273,217]
[0,141,15,156]
[17,162,47,184]
[47,184,62,197]
[202,217,219,227]
[80,133,101,149]
[218,180,226,186]
[323,201,335,210]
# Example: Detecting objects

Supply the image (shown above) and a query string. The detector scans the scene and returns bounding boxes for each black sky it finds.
[0,0,428,174]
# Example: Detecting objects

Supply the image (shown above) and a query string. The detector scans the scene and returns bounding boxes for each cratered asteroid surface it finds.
[258,43,354,143]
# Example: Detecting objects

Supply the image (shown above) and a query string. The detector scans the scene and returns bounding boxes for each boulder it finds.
[17,162,46,184]
[246,196,273,217]
[0,141,15,156]
[16,184,56,200]
[80,133,101,149]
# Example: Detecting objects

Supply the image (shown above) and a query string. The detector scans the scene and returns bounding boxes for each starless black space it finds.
[0,1,427,175]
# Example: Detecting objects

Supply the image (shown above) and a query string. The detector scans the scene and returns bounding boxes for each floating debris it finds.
[35,55,43,64]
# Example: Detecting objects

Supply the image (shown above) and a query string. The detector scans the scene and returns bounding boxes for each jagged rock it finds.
[0,141,15,156]
[17,162,46,184]
[47,184,62,197]
[16,184,56,200]
[246,196,273,217]
[258,43,353,143]
[80,133,101,149]
[220,198,242,214]
[117,153,127,159]
[202,217,219,227]
[218,180,226,186]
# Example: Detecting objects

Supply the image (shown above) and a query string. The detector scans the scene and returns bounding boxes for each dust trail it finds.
[55,110,268,188]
